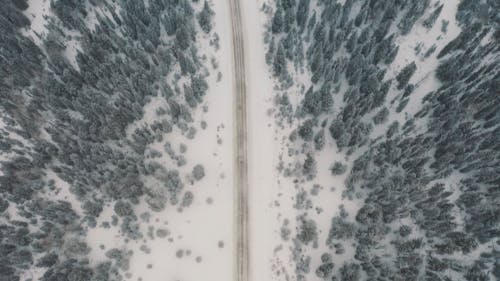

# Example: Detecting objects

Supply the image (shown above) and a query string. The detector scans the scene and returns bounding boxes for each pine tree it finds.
[198,1,214,33]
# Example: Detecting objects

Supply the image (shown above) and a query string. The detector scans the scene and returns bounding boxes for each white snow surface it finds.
[244,0,466,280]
[83,1,235,281]
[243,1,355,280]
[22,0,51,45]
[6,0,478,280]
[242,0,293,280]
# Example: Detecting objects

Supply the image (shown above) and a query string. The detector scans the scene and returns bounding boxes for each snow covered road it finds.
[228,0,249,280]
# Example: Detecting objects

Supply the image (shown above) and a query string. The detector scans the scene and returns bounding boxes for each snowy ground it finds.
[22,0,51,45]
[244,0,467,280]
[82,1,236,281]
[9,0,479,280]
[242,1,348,279]
[242,0,284,280]
[17,0,235,280]
[243,0,304,280]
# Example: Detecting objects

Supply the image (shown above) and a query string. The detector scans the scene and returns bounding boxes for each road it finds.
[228,0,249,281]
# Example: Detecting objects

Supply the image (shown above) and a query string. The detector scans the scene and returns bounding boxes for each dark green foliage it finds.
[121,217,142,240]
[297,217,317,245]
[330,161,347,175]
[373,107,389,124]
[316,262,334,279]
[198,1,214,33]
[295,0,310,32]
[465,262,490,281]
[163,170,184,204]
[0,264,16,277]
[273,43,287,77]
[8,248,33,268]
[295,255,311,277]
[36,253,59,267]
[298,120,314,141]
[265,1,499,279]
[396,98,409,113]
[423,4,443,29]
[181,191,194,207]
[340,263,361,281]
[27,200,79,225]
[327,217,356,242]
[329,119,344,140]
[41,260,93,281]
[355,204,383,224]
[396,62,417,90]
[314,130,325,150]
[0,198,9,213]
[493,259,500,279]
[435,232,478,255]
[386,121,399,138]
[92,262,117,281]
[457,0,500,27]
[11,0,29,10]
[272,5,284,34]
[192,164,205,181]
[2,0,31,27]
[399,225,412,237]
[302,154,316,180]
[0,0,209,278]
[427,256,448,272]
[82,200,103,217]
[397,0,431,35]
[302,86,333,116]
[113,200,134,217]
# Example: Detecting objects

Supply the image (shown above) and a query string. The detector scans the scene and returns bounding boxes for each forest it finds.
[0,0,498,280]
[0,0,214,280]
[265,0,499,280]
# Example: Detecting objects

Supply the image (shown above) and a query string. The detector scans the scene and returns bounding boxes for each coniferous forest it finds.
[0,0,499,280]
[265,0,499,280]
[1,0,216,280]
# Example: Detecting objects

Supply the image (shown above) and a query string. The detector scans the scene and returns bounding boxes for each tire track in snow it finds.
[228,0,249,280]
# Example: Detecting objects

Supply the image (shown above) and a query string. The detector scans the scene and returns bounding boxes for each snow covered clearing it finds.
[82,1,235,281]
[241,0,292,280]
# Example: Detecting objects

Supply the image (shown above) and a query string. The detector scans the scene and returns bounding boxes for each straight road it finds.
[228,0,249,281]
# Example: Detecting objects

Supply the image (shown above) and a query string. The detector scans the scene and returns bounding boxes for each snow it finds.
[243,0,360,279]
[22,0,82,70]
[63,30,82,70]
[242,0,297,280]
[22,0,51,45]
[4,0,487,280]
[43,170,84,216]
[83,1,235,280]
[387,0,462,121]
[242,0,468,279]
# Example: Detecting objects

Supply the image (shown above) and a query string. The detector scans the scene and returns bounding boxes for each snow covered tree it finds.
[273,43,287,77]
[396,62,417,90]
[198,1,214,33]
